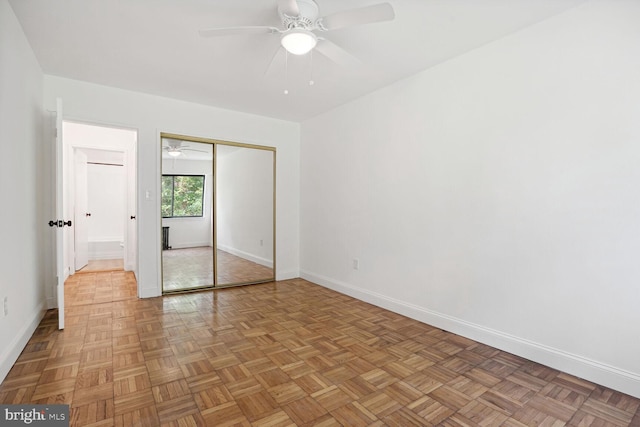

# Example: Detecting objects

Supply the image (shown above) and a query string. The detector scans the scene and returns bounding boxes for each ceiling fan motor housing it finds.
[167,139,183,149]
[280,0,319,30]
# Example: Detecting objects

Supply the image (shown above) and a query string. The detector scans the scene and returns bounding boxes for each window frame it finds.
[161,174,206,218]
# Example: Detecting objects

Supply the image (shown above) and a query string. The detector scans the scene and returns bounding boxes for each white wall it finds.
[87,163,125,242]
[0,0,47,382]
[217,146,274,267]
[300,0,640,398]
[87,163,125,258]
[44,76,301,297]
[162,157,213,249]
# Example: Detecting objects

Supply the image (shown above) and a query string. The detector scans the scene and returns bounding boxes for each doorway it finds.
[63,121,137,277]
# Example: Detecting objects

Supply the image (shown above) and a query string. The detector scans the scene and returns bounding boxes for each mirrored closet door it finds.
[161,139,214,292]
[161,134,275,293]
[215,144,274,286]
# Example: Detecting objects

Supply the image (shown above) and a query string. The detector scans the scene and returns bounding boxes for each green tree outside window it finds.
[162,175,204,217]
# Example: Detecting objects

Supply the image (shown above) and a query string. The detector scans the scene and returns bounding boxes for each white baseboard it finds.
[0,301,47,384]
[301,270,640,399]
[276,270,299,281]
[88,251,123,260]
[218,244,273,269]
[88,240,124,260]
[138,287,160,299]
[168,242,211,250]
[125,263,134,272]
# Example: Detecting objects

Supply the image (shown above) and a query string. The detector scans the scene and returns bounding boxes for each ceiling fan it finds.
[198,0,395,67]
[162,140,208,158]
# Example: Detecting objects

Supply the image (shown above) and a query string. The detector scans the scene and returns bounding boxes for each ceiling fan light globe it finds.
[168,150,181,157]
[281,29,317,55]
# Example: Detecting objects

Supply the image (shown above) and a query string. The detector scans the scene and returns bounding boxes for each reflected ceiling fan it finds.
[163,140,208,157]
[198,0,395,67]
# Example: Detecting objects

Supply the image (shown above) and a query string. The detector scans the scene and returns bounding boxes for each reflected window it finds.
[162,175,205,218]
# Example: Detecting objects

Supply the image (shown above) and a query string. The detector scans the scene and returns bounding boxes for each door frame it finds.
[62,120,138,276]
[54,99,65,329]
[73,149,89,271]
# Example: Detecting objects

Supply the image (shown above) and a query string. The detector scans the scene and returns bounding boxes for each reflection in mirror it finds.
[216,145,274,286]
[161,138,214,292]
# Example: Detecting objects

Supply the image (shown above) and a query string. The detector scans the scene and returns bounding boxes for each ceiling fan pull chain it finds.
[284,50,289,95]
[309,50,314,86]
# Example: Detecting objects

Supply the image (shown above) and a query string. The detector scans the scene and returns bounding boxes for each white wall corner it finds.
[300,270,640,399]
[276,269,300,281]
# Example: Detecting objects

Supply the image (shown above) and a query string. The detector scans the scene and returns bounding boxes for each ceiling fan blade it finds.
[315,39,363,69]
[277,0,300,17]
[182,149,208,153]
[198,26,279,38]
[264,45,284,77]
[320,3,395,31]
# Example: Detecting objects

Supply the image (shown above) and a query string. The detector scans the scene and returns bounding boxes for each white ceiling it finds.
[10,0,586,122]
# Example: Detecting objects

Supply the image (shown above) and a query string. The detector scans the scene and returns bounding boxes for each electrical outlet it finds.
[352,259,360,270]
[3,296,7,317]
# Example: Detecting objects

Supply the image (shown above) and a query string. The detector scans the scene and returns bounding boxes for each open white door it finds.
[125,146,137,274]
[55,98,65,330]
[74,150,89,271]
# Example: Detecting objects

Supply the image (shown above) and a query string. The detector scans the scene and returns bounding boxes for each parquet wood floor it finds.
[162,247,274,292]
[77,258,125,273]
[2,272,639,426]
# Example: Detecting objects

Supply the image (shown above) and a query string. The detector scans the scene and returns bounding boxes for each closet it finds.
[160,133,275,292]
